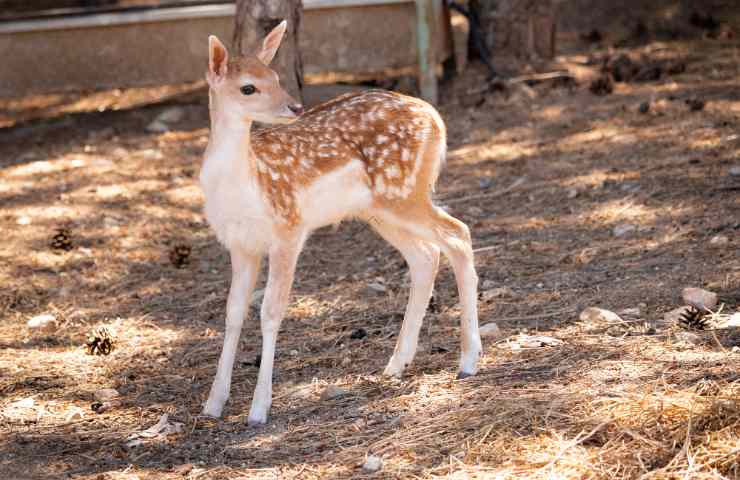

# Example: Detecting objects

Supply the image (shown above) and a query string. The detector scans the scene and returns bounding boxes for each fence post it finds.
[415,0,439,104]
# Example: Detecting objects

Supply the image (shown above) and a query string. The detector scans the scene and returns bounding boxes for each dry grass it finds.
[1,32,740,479]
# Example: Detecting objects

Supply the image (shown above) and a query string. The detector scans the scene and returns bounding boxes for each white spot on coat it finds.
[375,176,387,194]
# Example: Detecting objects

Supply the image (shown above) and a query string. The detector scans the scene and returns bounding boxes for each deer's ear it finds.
[257,20,287,65]
[208,35,229,78]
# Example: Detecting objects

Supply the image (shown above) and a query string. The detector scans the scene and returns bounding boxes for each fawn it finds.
[200,21,481,425]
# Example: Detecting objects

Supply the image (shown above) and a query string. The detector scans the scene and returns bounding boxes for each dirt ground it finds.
[1,29,740,480]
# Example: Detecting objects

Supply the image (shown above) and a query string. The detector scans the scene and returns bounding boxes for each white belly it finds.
[297,159,373,230]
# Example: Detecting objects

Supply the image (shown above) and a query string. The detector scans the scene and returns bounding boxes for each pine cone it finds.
[169,244,191,268]
[86,326,114,355]
[50,228,73,251]
[677,306,709,330]
[589,75,614,96]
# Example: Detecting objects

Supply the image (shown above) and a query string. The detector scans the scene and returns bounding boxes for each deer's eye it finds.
[240,84,257,95]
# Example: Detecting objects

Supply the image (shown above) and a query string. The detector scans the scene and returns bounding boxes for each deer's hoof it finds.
[247,415,268,427]
[456,371,475,380]
[202,401,224,418]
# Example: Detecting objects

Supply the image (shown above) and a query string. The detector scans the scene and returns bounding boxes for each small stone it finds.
[320,385,349,401]
[94,388,120,402]
[729,166,740,177]
[732,346,740,353]
[479,322,501,337]
[27,314,56,329]
[481,286,515,301]
[681,287,718,312]
[146,120,169,133]
[362,455,383,472]
[65,407,85,422]
[709,235,729,246]
[675,331,702,345]
[289,349,299,356]
[512,334,563,349]
[727,312,740,327]
[638,101,650,114]
[156,106,185,124]
[481,279,496,290]
[367,282,387,293]
[613,223,636,237]
[16,215,31,225]
[618,307,641,317]
[566,188,579,199]
[579,307,623,323]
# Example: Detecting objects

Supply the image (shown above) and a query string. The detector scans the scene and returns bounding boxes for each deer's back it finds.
[251,90,446,226]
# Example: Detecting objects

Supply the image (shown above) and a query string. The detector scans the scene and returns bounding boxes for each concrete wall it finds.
[0,16,232,96]
[0,2,451,98]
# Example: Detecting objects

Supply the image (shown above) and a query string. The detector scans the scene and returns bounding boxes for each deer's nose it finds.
[288,103,304,116]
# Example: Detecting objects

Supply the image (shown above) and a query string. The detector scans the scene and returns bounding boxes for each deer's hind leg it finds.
[374,202,481,378]
[426,206,481,377]
[370,221,440,377]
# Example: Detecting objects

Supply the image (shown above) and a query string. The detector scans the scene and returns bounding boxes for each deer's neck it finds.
[202,94,256,185]
[200,95,274,251]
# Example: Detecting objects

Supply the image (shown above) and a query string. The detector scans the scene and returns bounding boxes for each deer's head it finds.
[207,21,303,125]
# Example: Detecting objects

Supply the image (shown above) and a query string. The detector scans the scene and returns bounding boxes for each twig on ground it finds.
[442,177,527,205]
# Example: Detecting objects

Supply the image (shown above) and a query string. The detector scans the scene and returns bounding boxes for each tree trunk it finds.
[471,0,556,62]
[233,0,304,102]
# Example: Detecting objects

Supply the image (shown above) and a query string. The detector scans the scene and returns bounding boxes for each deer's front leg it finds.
[203,251,261,418]
[247,237,303,425]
